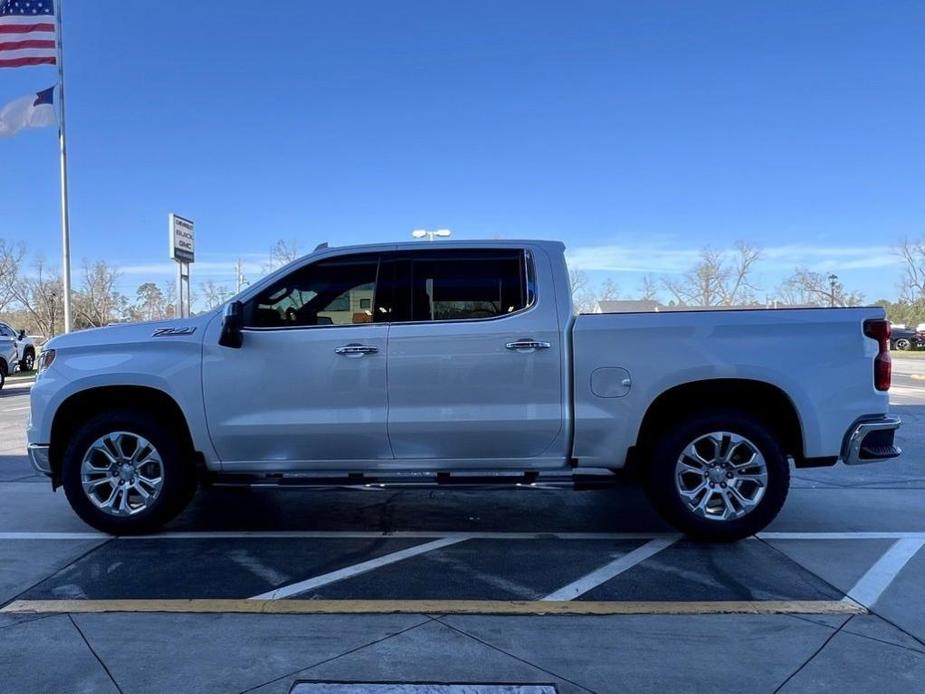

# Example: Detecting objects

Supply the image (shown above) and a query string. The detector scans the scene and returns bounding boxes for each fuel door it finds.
[591,367,632,398]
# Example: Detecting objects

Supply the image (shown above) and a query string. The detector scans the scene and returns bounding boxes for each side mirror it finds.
[218,301,244,348]
[18,330,25,341]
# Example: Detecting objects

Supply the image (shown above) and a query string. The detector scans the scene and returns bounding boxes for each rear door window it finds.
[385,249,531,323]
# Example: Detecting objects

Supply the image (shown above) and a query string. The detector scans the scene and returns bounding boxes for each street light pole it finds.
[828,274,838,308]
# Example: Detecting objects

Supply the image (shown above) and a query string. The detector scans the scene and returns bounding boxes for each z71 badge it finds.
[152,326,197,337]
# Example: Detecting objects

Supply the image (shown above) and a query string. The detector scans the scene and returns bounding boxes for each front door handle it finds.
[335,344,379,356]
[505,340,551,351]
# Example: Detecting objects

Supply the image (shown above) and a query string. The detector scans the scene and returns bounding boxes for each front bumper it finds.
[842,415,902,465]
[27,444,52,475]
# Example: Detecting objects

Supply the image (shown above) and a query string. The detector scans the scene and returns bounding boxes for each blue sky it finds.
[1,0,923,302]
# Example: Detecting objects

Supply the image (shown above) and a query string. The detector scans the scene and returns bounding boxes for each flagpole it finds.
[54,0,72,334]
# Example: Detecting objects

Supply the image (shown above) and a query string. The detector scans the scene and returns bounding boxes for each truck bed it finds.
[570,306,889,468]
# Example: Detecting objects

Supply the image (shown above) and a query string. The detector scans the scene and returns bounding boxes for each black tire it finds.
[895,338,912,351]
[62,409,197,534]
[20,348,35,372]
[0,365,5,391]
[643,409,790,542]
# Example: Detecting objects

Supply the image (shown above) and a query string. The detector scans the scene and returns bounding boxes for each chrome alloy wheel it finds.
[80,431,164,516]
[675,431,768,521]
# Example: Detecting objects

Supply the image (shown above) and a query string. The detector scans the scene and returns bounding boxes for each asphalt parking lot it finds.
[1,364,925,694]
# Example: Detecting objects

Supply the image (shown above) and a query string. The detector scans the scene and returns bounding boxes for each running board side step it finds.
[205,468,620,491]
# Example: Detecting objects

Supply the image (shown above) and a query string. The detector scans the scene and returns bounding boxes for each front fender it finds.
[29,339,218,466]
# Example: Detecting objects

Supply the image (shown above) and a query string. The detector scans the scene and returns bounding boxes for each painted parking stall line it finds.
[844,537,925,608]
[541,537,678,601]
[2,530,924,541]
[0,532,899,614]
[0,531,678,541]
[250,535,472,600]
[759,532,925,541]
[0,598,866,616]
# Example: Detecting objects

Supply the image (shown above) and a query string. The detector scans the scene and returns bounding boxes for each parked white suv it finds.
[0,329,18,389]
[0,321,36,372]
[27,240,900,540]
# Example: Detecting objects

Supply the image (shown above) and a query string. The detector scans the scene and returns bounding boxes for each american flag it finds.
[0,0,57,69]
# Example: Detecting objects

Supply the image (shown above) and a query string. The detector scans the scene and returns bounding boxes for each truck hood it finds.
[44,312,218,350]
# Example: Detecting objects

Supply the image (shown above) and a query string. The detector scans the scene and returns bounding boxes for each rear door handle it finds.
[505,340,551,351]
[335,344,378,356]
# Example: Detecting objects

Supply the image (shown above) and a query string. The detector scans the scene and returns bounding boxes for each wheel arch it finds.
[49,385,197,483]
[633,378,806,466]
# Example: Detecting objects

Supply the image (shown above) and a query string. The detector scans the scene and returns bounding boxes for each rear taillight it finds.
[864,319,891,391]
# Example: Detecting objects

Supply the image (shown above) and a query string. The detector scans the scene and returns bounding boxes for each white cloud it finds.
[119,259,265,277]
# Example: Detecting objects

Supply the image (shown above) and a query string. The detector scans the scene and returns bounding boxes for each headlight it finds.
[37,349,56,374]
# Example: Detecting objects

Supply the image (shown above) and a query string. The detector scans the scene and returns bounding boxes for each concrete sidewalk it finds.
[2,609,925,693]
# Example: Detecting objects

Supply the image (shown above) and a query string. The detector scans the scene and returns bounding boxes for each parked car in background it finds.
[28,240,900,541]
[890,326,922,351]
[0,322,37,371]
[0,331,18,389]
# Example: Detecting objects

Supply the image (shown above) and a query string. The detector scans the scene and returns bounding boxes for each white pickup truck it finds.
[27,240,900,540]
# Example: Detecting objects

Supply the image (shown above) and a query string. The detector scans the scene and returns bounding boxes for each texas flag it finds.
[0,85,56,138]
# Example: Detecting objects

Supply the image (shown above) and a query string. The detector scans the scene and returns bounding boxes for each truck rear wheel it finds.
[62,410,196,534]
[643,409,789,541]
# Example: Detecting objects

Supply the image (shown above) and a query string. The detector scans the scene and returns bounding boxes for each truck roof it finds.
[307,238,566,257]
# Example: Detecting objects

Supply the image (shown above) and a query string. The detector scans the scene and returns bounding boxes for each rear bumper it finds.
[27,444,52,475]
[842,415,902,465]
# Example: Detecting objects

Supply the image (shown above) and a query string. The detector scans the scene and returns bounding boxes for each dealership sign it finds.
[169,213,195,263]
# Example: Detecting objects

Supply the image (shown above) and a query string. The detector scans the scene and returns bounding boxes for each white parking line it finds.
[0,532,106,540]
[541,537,678,601]
[844,537,925,608]
[249,535,471,600]
[1,406,30,413]
[1,530,924,541]
[759,532,925,541]
[0,531,677,541]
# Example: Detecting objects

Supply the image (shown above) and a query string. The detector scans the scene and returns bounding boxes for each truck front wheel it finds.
[62,410,196,534]
[644,410,789,541]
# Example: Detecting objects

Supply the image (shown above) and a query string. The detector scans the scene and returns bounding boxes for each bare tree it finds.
[638,274,659,302]
[662,243,762,307]
[569,268,594,313]
[8,258,63,338]
[264,239,302,273]
[897,238,925,305]
[599,278,619,303]
[569,268,621,313]
[160,281,178,319]
[74,260,124,327]
[662,248,725,306]
[0,240,25,313]
[200,279,231,310]
[778,268,864,307]
[723,242,762,305]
